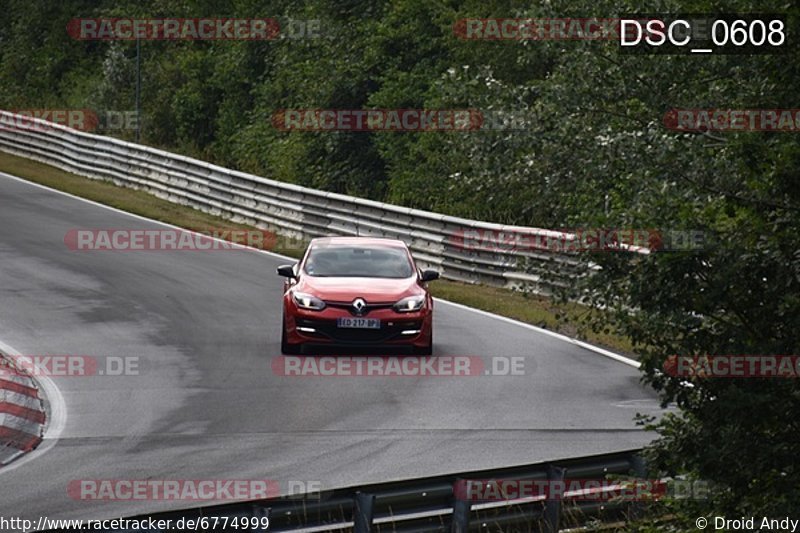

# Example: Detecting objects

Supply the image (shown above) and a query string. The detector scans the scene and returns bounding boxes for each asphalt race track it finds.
[0,172,667,523]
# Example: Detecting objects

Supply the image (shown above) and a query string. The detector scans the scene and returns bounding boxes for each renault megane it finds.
[277,237,438,354]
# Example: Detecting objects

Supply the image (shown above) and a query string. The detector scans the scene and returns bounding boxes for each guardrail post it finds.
[250,505,270,530]
[630,455,646,476]
[543,465,566,533]
[353,491,375,533]
[629,454,648,521]
[451,478,470,533]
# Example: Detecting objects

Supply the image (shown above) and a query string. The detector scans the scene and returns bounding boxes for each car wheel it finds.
[413,335,432,356]
[281,316,301,355]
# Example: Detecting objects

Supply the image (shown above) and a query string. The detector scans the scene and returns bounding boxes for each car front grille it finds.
[323,301,394,316]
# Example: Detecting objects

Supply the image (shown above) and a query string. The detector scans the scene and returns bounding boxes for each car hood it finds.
[297,275,421,303]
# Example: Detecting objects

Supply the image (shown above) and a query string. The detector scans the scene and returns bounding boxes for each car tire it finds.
[281,316,301,355]
[413,334,433,356]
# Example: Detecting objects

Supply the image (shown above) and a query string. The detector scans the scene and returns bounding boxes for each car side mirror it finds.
[276,264,297,278]
[420,269,440,282]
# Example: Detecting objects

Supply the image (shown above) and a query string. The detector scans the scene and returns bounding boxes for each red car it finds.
[277,237,439,355]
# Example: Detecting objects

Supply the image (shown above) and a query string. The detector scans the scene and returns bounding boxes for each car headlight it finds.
[393,295,425,312]
[293,291,326,311]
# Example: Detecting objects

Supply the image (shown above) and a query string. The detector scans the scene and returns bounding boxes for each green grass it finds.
[0,151,306,258]
[430,280,634,355]
[0,150,637,357]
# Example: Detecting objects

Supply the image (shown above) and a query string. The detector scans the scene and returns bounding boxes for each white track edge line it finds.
[0,170,641,369]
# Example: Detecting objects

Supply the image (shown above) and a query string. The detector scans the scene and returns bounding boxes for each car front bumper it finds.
[284,305,432,350]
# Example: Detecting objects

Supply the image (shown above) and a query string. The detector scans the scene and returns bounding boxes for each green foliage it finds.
[2,0,799,520]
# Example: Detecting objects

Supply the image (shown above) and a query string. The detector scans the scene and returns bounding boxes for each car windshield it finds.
[304,245,414,278]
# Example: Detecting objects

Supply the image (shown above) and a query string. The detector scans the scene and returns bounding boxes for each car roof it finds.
[309,236,409,248]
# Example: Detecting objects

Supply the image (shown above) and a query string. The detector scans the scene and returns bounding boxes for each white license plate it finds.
[337,317,381,329]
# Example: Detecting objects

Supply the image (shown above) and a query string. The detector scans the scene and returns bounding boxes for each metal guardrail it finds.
[0,111,647,294]
[0,115,655,531]
[41,449,648,532]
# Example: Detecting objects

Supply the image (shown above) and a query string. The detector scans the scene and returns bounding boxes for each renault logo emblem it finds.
[352,298,367,315]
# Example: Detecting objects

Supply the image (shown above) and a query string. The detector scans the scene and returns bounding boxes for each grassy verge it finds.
[0,151,305,258]
[431,281,634,354]
[0,150,636,357]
